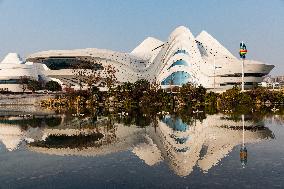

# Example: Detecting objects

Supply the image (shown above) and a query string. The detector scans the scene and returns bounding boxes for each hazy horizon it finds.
[0,0,283,75]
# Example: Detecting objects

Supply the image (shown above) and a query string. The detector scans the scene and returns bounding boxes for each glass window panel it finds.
[174,49,189,55]
[168,60,189,69]
[161,71,191,85]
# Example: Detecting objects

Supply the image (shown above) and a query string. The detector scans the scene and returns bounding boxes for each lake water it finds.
[0,106,284,188]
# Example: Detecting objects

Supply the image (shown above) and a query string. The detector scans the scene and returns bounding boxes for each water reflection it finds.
[0,112,275,177]
[0,115,62,151]
[143,114,274,176]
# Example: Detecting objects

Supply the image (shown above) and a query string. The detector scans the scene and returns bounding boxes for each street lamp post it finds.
[213,55,222,91]
[213,55,216,90]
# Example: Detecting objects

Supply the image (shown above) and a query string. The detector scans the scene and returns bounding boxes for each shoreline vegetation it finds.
[39,79,284,115]
[42,63,284,115]
[1,63,284,116]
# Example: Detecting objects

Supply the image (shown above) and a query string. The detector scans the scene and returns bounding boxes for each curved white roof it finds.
[196,31,235,59]
[169,26,194,40]
[1,53,24,64]
[131,37,164,59]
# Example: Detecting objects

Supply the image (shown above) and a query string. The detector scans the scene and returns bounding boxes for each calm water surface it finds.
[0,107,284,188]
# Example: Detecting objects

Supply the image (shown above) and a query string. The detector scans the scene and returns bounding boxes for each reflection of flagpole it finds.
[242,114,245,147]
[240,114,248,168]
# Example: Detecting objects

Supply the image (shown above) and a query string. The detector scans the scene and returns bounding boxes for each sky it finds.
[0,0,283,75]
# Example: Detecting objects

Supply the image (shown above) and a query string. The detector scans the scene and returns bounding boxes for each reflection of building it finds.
[141,114,274,177]
[28,124,146,157]
[0,113,274,177]
[0,125,24,151]
[0,115,147,156]
[0,115,61,151]
[24,26,273,92]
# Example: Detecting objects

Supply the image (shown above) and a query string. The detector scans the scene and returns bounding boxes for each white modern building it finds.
[1,26,274,92]
[0,53,46,92]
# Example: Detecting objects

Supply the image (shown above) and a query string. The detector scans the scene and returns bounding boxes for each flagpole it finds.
[239,40,248,168]
[240,41,247,92]
[242,58,244,92]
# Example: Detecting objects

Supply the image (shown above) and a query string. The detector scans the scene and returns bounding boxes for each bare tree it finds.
[19,76,29,93]
[72,67,87,91]
[72,58,104,91]
[72,58,118,96]
[102,65,118,92]
[85,62,103,92]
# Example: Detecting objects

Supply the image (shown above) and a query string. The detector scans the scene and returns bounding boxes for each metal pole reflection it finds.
[240,114,248,168]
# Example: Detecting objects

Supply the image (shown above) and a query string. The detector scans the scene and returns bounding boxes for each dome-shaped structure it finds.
[169,26,194,41]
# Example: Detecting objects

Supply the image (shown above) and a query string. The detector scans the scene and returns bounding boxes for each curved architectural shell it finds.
[17,26,274,92]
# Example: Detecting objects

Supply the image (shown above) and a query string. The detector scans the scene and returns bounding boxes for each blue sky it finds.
[0,0,283,75]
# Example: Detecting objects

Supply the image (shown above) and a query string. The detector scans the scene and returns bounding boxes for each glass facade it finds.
[174,136,189,144]
[162,115,190,152]
[196,41,208,56]
[168,60,189,69]
[42,57,102,70]
[161,71,191,85]
[0,79,20,84]
[162,116,188,132]
[174,50,189,55]
[220,73,266,77]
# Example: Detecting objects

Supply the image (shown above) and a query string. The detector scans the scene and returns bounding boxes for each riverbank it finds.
[0,94,56,105]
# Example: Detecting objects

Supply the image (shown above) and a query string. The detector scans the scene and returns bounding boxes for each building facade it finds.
[0,53,45,92]
[1,26,274,92]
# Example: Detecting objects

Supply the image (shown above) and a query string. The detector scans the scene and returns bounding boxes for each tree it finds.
[72,59,103,91]
[205,91,218,105]
[132,79,150,102]
[85,65,102,93]
[72,67,87,91]
[102,65,118,92]
[27,80,42,92]
[195,85,207,104]
[177,83,197,106]
[45,81,62,92]
[218,86,242,109]
[19,76,29,93]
